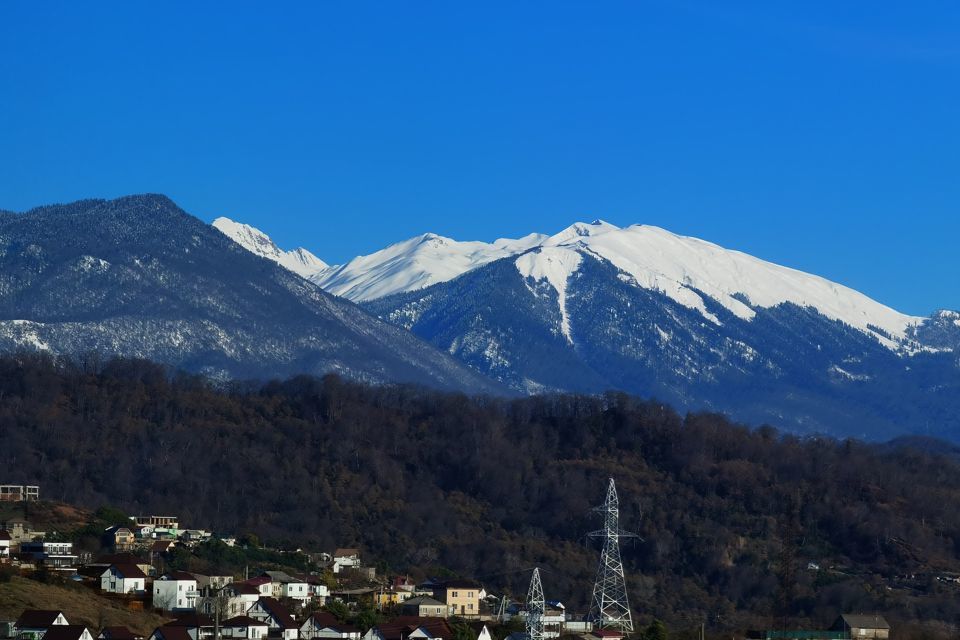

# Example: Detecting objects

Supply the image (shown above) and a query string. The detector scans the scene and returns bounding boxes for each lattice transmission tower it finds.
[588,478,637,632]
[526,567,545,640]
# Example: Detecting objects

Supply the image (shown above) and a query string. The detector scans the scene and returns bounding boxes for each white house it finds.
[194,574,234,590]
[306,581,330,604]
[262,571,309,604]
[247,598,298,640]
[42,627,95,640]
[100,564,147,595]
[243,576,273,597]
[331,548,360,574]
[154,571,200,611]
[220,583,262,617]
[298,614,360,640]
[219,617,268,640]
[0,529,11,560]
[15,611,69,640]
[363,619,452,640]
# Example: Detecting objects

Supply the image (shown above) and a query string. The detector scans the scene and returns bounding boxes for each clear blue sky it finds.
[1,2,957,315]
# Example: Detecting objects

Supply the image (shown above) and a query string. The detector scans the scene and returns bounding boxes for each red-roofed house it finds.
[98,627,144,640]
[222,582,262,616]
[247,598,298,640]
[298,613,360,640]
[363,618,453,640]
[148,627,195,640]
[101,564,148,595]
[14,611,69,640]
[42,627,94,640]
[244,576,274,598]
[220,617,269,640]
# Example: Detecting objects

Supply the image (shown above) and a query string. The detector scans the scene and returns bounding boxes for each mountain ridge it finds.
[213,215,960,439]
[0,194,504,393]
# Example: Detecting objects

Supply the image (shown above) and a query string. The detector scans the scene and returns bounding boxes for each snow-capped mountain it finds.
[309,231,547,301]
[0,196,502,392]
[222,217,923,349]
[217,214,960,439]
[212,217,328,277]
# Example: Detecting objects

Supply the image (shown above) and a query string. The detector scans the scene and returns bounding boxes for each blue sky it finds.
[1,2,957,315]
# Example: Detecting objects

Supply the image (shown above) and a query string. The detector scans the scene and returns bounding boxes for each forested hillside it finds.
[3,354,960,636]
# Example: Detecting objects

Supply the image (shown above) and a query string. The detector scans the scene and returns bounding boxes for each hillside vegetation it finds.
[3,354,960,635]
[0,576,169,634]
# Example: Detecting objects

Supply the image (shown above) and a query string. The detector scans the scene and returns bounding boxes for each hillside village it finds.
[0,486,898,640]
[0,487,605,640]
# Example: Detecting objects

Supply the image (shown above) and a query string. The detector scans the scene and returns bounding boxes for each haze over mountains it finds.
[216,214,960,440]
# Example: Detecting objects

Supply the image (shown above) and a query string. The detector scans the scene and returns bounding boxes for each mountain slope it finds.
[0,195,503,391]
[212,216,328,277]
[363,248,960,440]
[309,230,547,301]
[215,215,959,438]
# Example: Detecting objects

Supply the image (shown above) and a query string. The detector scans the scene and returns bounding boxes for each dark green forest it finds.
[2,354,960,637]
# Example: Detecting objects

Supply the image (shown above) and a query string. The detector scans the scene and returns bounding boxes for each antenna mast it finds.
[587,478,636,632]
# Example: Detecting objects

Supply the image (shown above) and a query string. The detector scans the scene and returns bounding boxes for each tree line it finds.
[2,353,960,637]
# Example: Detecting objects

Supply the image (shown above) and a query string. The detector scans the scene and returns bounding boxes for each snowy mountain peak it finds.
[544,220,620,246]
[217,214,924,349]
[311,230,548,302]
[212,217,328,277]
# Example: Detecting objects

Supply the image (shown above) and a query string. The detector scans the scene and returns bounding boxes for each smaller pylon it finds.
[526,568,545,640]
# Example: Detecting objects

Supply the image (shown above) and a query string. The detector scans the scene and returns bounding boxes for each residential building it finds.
[194,574,234,590]
[14,610,69,640]
[261,571,309,604]
[832,615,890,639]
[163,614,215,640]
[0,530,10,561]
[244,577,274,598]
[0,485,39,502]
[331,549,360,574]
[434,580,483,618]
[41,627,94,640]
[220,617,269,640]
[363,618,453,640]
[304,578,330,604]
[400,597,447,618]
[373,588,412,609]
[221,583,262,616]
[298,614,360,640]
[98,627,144,640]
[148,627,194,640]
[100,564,147,595]
[19,541,77,571]
[154,572,200,611]
[109,528,136,552]
[0,519,34,549]
[132,516,180,530]
[247,597,299,640]
[391,577,416,593]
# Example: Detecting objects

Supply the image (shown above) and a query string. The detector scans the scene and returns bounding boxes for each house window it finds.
[451,591,459,598]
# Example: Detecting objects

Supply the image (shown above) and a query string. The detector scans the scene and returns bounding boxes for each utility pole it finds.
[587,478,637,632]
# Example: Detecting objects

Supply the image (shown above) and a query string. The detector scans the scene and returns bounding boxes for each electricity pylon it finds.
[526,567,545,640]
[588,478,636,632]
